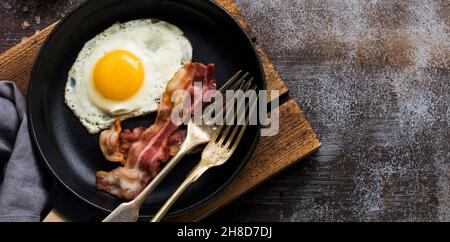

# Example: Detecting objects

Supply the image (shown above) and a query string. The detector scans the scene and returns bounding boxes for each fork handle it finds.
[151,164,209,222]
[132,140,196,208]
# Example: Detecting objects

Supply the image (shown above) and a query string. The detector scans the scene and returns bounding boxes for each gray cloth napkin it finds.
[0,81,48,222]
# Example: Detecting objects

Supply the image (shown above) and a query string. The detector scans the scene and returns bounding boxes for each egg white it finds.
[65,19,192,134]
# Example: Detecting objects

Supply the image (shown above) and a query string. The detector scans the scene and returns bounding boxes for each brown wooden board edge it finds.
[0,22,58,94]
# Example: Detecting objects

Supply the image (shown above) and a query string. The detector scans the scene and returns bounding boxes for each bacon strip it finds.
[119,126,146,156]
[168,129,187,156]
[99,120,125,164]
[96,63,216,200]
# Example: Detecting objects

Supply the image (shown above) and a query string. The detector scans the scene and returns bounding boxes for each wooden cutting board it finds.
[0,0,320,222]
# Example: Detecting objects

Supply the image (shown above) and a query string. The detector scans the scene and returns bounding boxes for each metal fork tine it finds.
[228,122,247,152]
[217,78,255,146]
[223,121,245,150]
[228,91,259,152]
[217,123,233,146]
[225,85,258,149]
[230,72,249,91]
[209,124,224,143]
[218,70,242,92]
[202,72,248,122]
[242,77,253,91]
[216,96,240,145]
[211,89,241,144]
[209,74,252,126]
[223,100,249,150]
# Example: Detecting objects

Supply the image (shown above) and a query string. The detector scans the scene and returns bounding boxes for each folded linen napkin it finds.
[0,81,49,222]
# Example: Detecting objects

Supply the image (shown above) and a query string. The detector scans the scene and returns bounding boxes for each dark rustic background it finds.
[1,0,449,222]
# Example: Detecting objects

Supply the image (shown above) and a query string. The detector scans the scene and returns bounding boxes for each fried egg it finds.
[65,19,192,134]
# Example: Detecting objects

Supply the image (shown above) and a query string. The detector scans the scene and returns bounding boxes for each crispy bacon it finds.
[168,129,187,156]
[96,63,216,200]
[119,126,146,157]
[99,121,146,164]
[99,120,125,164]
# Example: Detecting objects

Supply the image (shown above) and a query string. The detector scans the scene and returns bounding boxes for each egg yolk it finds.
[93,50,144,101]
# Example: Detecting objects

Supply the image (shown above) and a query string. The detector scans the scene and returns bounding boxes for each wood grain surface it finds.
[1,0,450,222]
[0,22,57,94]
[0,0,319,222]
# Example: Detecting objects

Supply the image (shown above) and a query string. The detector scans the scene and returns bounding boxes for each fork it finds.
[151,84,258,222]
[103,71,253,222]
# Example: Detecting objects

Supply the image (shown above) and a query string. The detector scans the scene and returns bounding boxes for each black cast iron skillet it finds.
[28,0,265,218]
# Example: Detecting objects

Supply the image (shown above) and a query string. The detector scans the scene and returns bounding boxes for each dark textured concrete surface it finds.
[1,0,449,222]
